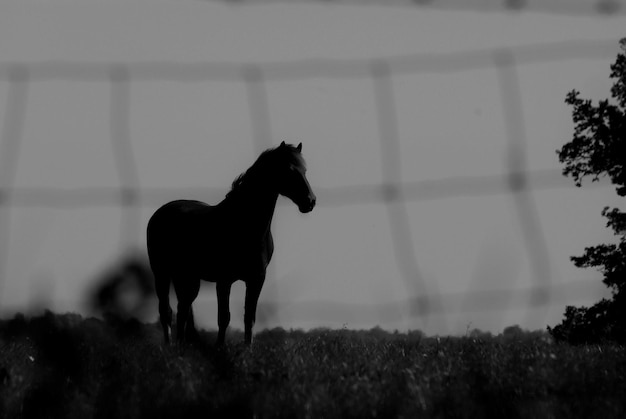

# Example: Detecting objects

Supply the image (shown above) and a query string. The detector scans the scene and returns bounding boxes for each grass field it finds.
[0,311,625,418]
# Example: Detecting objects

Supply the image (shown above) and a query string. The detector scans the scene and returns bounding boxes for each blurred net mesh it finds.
[188,0,626,15]
[0,15,620,331]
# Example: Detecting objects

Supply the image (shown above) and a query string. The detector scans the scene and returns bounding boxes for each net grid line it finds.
[0,39,619,326]
[185,0,626,16]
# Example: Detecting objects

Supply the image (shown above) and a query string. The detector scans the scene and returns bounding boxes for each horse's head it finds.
[276,141,316,213]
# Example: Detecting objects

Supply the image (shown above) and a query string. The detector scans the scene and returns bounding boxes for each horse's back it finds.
[151,199,211,215]
[148,199,211,235]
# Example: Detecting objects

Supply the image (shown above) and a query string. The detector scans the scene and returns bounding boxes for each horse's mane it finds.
[226,143,305,198]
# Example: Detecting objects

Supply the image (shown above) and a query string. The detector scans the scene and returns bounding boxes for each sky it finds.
[0,0,625,335]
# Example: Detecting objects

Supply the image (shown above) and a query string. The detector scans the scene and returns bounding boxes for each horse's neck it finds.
[221,183,278,238]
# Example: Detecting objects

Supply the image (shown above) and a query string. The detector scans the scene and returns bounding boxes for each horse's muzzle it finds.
[299,196,316,213]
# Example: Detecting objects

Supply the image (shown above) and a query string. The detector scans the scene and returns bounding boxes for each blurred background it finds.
[0,0,625,335]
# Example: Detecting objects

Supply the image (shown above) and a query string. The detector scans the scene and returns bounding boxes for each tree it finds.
[548,38,626,344]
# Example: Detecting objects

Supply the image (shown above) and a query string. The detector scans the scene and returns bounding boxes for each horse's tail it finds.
[147,217,172,344]
[150,258,172,343]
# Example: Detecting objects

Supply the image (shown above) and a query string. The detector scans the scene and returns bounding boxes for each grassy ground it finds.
[0,312,625,419]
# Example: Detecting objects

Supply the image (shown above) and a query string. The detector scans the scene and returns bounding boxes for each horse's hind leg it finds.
[216,280,232,346]
[154,273,172,344]
[174,278,200,345]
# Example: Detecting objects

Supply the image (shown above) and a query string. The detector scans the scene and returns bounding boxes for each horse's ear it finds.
[296,142,302,152]
[280,141,286,147]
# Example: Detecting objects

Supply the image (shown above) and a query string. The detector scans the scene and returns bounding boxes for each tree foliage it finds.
[549,38,626,344]
[557,39,626,197]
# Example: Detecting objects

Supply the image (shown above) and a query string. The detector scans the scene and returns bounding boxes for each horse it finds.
[146,142,315,346]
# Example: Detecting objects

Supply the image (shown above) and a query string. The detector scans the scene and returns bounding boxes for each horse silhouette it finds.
[147,142,315,345]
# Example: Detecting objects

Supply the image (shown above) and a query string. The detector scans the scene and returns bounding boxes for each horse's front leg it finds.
[244,273,266,346]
